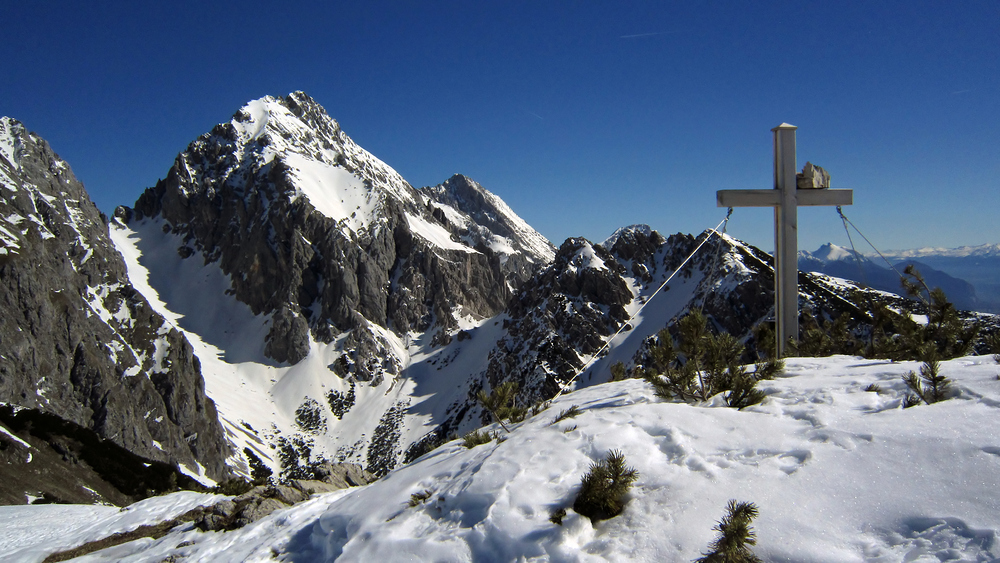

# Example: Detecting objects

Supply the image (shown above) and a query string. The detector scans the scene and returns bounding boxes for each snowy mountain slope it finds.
[10,355,1000,562]
[0,117,231,494]
[110,212,502,482]
[801,243,981,311]
[424,225,917,441]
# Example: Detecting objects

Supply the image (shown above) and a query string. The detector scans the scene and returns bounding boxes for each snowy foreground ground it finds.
[3,355,1000,562]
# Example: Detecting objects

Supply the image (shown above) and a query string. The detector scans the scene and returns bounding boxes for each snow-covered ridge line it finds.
[877,243,1000,259]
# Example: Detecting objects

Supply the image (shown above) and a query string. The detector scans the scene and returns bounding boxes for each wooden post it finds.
[716,124,852,357]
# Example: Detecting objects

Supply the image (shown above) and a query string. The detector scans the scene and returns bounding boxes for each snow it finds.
[601,224,653,248]
[805,242,859,262]
[1,491,228,563]
[567,244,606,273]
[283,152,376,232]
[406,213,479,254]
[7,354,998,561]
[0,423,32,450]
[475,184,556,263]
[110,215,470,477]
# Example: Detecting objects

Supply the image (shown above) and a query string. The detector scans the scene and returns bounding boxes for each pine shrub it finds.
[898,266,979,359]
[477,381,526,432]
[609,361,627,381]
[462,429,497,449]
[903,348,951,405]
[408,489,433,507]
[572,450,638,522]
[644,311,778,409]
[552,405,581,424]
[697,500,762,563]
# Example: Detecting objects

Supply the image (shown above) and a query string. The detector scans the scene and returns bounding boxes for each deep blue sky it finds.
[6,1,998,252]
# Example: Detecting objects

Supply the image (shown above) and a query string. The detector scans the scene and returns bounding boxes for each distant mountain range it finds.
[1,92,997,506]
[798,243,1000,313]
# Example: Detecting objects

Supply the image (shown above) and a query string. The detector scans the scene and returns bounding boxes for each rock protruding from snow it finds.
[0,118,231,489]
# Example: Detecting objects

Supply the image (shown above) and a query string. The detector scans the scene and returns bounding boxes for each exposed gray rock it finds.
[0,117,231,485]
[485,237,633,402]
[194,462,375,531]
[265,306,310,364]
[797,161,830,189]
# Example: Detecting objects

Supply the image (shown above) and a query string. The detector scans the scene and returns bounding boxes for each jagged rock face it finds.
[125,93,512,369]
[422,174,556,285]
[487,238,633,401]
[0,117,230,484]
[479,224,896,410]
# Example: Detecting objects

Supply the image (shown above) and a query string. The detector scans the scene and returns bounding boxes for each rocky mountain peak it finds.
[119,92,516,374]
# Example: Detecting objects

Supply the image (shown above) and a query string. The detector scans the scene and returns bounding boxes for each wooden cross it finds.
[716,124,853,357]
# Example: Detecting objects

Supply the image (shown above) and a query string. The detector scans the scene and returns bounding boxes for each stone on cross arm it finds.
[797,162,830,189]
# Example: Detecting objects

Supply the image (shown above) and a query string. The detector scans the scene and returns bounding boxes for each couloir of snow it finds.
[5,354,999,562]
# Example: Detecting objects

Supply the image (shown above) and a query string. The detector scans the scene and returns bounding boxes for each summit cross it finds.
[716,124,853,357]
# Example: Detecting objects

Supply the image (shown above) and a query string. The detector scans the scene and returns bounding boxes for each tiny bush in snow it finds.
[573,449,638,522]
[462,429,496,449]
[551,405,581,424]
[643,311,777,409]
[903,348,952,406]
[408,489,433,507]
[696,499,762,563]
[477,381,526,432]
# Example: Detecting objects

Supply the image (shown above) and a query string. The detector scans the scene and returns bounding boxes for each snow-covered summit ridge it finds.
[14,355,1000,561]
[799,242,861,263]
[175,91,420,233]
[601,223,653,249]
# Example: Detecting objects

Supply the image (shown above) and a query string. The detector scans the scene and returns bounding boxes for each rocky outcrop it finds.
[0,117,231,487]
[195,463,374,531]
[485,238,634,402]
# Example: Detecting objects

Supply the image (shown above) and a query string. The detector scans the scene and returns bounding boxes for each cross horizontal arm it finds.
[716,188,853,207]
[717,189,778,207]
[797,189,852,206]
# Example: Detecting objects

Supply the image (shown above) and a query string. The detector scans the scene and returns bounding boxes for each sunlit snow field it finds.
[3,355,999,562]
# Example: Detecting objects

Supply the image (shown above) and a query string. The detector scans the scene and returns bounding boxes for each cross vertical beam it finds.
[773,124,799,357]
[716,125,852,357]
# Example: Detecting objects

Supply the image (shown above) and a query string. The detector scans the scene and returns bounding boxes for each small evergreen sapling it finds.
[572,449,638,522]
[697,500,762,563]
[551,405,581,424]
[609,361,627,382]
[462,429,497,449]
[476,381,526,432]
[903,347,951,406]
[408,489,433,507]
